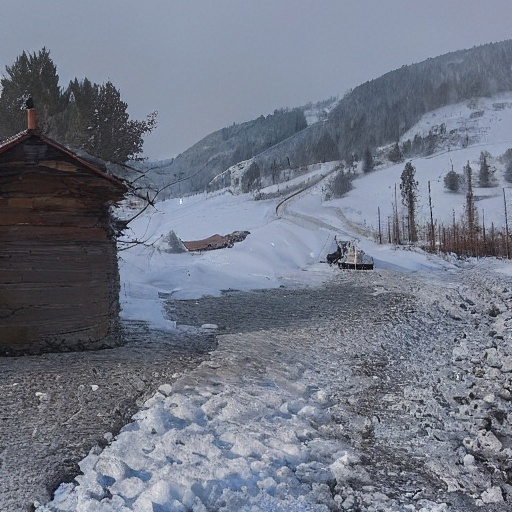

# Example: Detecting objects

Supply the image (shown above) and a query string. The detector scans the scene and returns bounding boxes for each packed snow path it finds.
[35,264,512,511]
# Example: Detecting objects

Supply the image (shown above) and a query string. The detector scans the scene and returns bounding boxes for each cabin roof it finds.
[0,129,128,193]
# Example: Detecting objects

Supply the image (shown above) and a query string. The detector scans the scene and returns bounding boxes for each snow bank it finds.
[118,191,335,328]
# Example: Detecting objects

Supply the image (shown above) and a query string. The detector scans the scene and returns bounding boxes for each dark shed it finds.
[0,115,127,354]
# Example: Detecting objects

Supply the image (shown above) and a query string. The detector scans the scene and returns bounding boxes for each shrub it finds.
[326,167,354,199]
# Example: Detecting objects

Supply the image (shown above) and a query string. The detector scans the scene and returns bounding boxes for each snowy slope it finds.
[401,92,512,147]
[117,93,512,330]
[340,92,512,237]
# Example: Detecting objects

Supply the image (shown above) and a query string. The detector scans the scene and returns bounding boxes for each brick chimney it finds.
[27,108,36,130]
[26,97,36,130]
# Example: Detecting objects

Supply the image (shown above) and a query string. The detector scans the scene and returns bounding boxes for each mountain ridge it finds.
[139,40,512,198]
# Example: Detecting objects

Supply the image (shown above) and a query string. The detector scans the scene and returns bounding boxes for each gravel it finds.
[165,265,512,510]
[0,325,215,511]
[2,263,512,511]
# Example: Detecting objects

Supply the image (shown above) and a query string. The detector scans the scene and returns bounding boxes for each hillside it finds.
[140,40,512,199]
[142,106,311,197]
[338,92,512,241]
[326,40,512,160]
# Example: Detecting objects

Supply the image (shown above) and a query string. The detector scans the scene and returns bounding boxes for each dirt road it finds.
[2,262,511,511]
[164,265,512,510]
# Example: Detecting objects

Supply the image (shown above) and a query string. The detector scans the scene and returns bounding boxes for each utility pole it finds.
[378,207,382,244]
[504,188,510,259]
[394,184,400,245]
[428,181,435,251]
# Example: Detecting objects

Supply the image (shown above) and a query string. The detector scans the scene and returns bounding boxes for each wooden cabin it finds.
[0,109,127,354]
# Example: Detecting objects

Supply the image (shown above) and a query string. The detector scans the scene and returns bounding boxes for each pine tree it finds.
[68,78,98,142]
[388,142,403,163]
[400,161,419,242]
[362,147,374,173]
[0,49,157,164]
[464,162,477,232]
[51,78,98,147]
[505,163,512,184]
[0,47,61,137]
[327,165,353,198]
[478,151,493,187]
[401,139,412,159]
[444,166,462,192]
[83,81,157,163]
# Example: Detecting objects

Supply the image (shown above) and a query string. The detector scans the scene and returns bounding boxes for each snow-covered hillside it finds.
[401,92,512,148]
[342,92,512,237]
[35,95,512,511]
[303,97,339,126]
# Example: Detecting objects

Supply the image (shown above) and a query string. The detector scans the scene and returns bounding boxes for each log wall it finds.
[0,139,126,354]
[0,239,120,353]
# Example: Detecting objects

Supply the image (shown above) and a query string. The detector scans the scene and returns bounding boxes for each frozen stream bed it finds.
[33,263,512,511]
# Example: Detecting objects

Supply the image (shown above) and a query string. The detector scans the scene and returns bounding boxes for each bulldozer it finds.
[326,239,374,270]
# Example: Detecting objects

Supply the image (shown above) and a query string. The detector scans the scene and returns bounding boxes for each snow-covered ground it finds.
[118,92,512,329]
[35,95,512,511]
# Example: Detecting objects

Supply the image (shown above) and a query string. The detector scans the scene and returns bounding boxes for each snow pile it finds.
[153,230,188,254]
[118,190,336,326]
[38,370,348,511]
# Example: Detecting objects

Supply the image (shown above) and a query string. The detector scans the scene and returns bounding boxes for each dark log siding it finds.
[0,134,126,354]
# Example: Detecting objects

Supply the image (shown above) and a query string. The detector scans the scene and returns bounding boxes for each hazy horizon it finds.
[1,0,512,160]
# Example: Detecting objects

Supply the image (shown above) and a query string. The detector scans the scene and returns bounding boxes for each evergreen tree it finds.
[84,81,157,163]
[388,142,403,163]
[0,49,157,164]
[362,147,374,173]
[444,166,462,192]
[478,151,493,187]
[326,165,353,199]
[401,139,412,159]
[499,148,512,183]
[51,78,98,147]
[505,162,512,184]
[400,162,419,242]
[67,78,98,145]
[0,47,61,137]
[270,160,278,184]
[464,161,477,232]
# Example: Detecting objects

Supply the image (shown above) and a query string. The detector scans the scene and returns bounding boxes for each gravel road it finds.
[1,262,511,511]
[0,324,216,511]
[164,264,512,510]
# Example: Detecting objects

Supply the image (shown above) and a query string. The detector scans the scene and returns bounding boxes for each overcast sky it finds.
[1,1,512,160]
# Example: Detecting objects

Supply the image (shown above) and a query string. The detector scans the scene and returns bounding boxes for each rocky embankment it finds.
[407,265,512,508]
[163,263,512,510]
[325,264,512,510]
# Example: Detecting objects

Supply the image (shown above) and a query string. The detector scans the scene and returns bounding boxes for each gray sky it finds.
[1,0,512,160]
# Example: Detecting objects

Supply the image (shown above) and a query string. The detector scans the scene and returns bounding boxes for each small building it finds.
[0,108,127,354]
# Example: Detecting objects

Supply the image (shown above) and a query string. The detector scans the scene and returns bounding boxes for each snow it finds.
[118,187,336,327]
[35,93,512,511]
[338,93,512,239]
